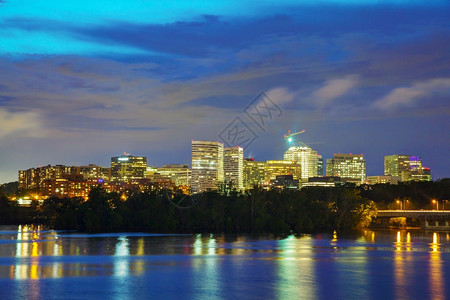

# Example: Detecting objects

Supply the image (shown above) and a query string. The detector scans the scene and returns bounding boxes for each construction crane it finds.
[284,129,305,143]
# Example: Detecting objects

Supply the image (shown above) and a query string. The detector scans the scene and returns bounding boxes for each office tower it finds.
[265,160,302,181]
[111,154,147,182]
[243,158,266,189]
[224,147,244,191]
[317,155,323,176]
[157,164,191,187]
[326,153,366,183]
[384,154,431,181]
[191,141,224,193]
[284,146,320,180]
[384,155,416,176]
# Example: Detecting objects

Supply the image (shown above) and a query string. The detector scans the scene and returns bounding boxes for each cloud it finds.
[311,75,359,108]
[2,4,449,58]
[266,87,295,106]
[266,75,360,112]
[373,78,450,110]
[0,109,44,140]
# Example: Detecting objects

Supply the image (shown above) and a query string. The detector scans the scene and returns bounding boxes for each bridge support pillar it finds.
[435,220,440,227]
[424,220,429,228]
[446,221,449,227]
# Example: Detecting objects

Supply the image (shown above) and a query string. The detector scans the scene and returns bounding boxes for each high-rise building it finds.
[284,146,320,181]
[243,158,266,189]
[223,147,244,191]
[157,164,191,187]
[384,155,431,181]
[111,154,147,182]
[384,155,415,176]
[317,155,323,176]
[19,165,79,190]
[191,141,224,193]
[18,164,109,198]
[265,160,302,181]
[326,153,366,183]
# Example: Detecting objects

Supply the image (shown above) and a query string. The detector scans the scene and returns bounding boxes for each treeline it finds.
[2,179,449,234]
[357,178,450,209]
[32,185,376,234]
[0,190,34,224]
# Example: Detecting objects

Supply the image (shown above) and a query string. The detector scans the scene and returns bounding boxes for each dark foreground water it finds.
[0,226,449,299]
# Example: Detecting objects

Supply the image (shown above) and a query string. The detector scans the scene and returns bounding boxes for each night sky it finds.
[0,0,449,183]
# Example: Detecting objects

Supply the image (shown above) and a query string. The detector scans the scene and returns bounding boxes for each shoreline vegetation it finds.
[0,179,449,234]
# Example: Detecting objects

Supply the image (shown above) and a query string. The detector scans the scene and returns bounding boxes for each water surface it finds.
[0,225,449,299]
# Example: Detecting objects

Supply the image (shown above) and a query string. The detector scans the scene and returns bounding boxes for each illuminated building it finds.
[283,146,320,181]
[108,178,174,194]
[18,164,111,199]
[366,175,401,185]
[191,141,224,193]
[265,160,302,181]
[317,155,323,176]
[403,167,431,182]
[271,175,299,190]
[19,165,79,190]
[301,176,343,188]
[157,164,191,187]
[243,158,266,189]
[79,164,111,182]
[224,147,244,191]
[111,154,147,182]
[145,166,158,178]
[326,153,366,183]
[384,155,431,181]
[384,155,416,176]
[41,178,95,199]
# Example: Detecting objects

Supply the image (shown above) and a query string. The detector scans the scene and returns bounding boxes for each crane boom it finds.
[284,129,305,139]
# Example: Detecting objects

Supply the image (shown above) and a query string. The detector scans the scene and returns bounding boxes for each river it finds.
[0,225,449,299]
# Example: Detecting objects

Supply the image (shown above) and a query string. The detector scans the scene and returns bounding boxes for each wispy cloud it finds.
[0,108,44,140]
[310,75,359,108]
[373,78,450,110]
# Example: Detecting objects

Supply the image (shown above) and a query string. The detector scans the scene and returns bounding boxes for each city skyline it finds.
[16,146,432,182]
[15,146,433,199]
[1,1,449,183]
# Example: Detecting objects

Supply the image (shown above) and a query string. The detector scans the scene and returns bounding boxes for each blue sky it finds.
[0,0,449,182]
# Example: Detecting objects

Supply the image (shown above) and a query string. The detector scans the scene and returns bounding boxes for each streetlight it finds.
[403,199,409,211]
[443,200,448,211]
[396,200,402,210]
[432,199,438,211]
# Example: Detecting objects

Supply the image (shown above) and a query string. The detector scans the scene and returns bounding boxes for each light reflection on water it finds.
[0,225,449,299]
[430,232,444,300]
[276,235,316,299]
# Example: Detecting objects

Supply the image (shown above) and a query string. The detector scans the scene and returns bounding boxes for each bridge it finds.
[375,210,450,230]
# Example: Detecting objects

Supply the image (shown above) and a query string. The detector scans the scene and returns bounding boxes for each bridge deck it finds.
[377,210,450,219]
